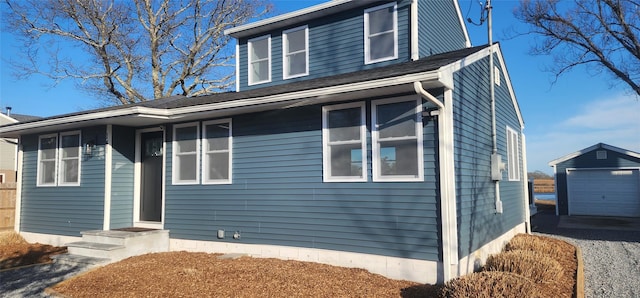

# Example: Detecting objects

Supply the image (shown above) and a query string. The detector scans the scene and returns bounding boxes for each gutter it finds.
[414,81,458,282]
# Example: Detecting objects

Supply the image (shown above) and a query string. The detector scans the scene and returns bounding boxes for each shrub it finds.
[441,271,541,298]
[484,250,564,283]
[505,233,574,262]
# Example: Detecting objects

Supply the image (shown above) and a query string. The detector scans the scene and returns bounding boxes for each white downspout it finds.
[14,137,23,232]
[414,82,458,282]
[410,0,419,61]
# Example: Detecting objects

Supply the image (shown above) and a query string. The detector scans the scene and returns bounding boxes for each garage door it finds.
[567,169,640,217]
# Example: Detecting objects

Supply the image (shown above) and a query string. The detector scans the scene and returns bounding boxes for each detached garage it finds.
[549,143,640,217]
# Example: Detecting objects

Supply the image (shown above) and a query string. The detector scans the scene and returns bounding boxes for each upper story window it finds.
[322,102,367,182]
[37,131,81,187]
[364,2,398,64]
[506,126,520,181]
[248,35,271,85]
[372,97,423,181]
[203,119,232,184]
[173,123,200,184]
[282,26,308,79]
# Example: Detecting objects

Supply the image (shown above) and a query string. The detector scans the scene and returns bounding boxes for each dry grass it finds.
[484,250,564,283]
[0,230,27,245]
[441,271,542,298]
[505,233,574,262]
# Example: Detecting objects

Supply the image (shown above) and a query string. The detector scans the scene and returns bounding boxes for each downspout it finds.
[14,137,23,232]
[103,124,113,230]
[410,0,419,61]
[414,82,458,282]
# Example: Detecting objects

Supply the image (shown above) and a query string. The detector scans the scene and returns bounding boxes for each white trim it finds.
[506,126,520,181]
[247,35,271,85]
[14,136,22,232]
[549,143,640,166]
[202,119,233,185]
[282,25,309,80]
[322,102,367,182]
[103,124,113,230]
[521,132,531,233]
[371,96,424,182]
[36,133,58,187]
[170,238,441,284]
[172,122,201,185]
[440,89,458,281]
[0,71,443,137]
[235,43,240,92]
[364,2,398,64]
[57,130,82,186]
[224,0,352,37]
[134,127,165,229]
[451,0,472,47]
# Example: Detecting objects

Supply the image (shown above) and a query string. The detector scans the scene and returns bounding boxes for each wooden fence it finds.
[0,183,16,231]
[532,179,555,194]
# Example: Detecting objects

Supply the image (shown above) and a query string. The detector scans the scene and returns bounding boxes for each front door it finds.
[139,131,163,222]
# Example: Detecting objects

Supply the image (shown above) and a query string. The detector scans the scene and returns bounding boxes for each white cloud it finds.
[525,94,640,174]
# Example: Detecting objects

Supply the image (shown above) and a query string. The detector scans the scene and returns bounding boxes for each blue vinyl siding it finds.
[110,125,135,228]
[20,126,106,236]
[418,0,467,56]
[239,0,411,91]
[164,99,441,261]
[452,55,525,258]
[554,149,640,215]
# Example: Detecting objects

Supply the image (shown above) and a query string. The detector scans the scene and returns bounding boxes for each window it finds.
[37,131,81,187]
[248,35,271,85]
[58,132,81,185]
[283,26,308,79]
[173,123,200,184]
[322,102,367,182]
[372,98,423,181]
[364,2,397,64]
[203,119,232,184]
[506,127,520,181]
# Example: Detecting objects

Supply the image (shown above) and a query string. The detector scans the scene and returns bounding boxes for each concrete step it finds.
[51,253,110,267]
[66,241,126,260]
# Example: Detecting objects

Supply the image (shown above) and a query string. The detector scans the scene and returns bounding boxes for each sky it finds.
[1,0,639,174]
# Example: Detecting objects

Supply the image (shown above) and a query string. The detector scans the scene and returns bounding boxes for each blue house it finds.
[0,0,528,283]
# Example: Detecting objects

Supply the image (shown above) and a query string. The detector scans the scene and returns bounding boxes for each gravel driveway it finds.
[531,210,640,298]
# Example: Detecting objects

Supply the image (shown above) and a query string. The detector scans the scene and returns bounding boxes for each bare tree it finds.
[3,0,270,105]
[515,0,640,96]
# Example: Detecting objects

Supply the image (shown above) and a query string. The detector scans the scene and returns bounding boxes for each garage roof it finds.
[549,143,640,166]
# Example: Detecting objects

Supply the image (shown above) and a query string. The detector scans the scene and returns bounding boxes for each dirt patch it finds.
[51,252,440,298]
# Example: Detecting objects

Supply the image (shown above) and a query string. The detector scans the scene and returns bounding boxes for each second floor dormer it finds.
[225,0,470,91]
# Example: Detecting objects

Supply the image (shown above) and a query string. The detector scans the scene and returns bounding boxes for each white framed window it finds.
[248,35,271,85]
[202,119,232,184]
[283,26,308,79]
[506,126,520,181]
[37,132,81,187]
[364,2,398,64]
[58,131,81,186]
[322,102,367,182]
[173,123,200,184]
[372,97,423,182]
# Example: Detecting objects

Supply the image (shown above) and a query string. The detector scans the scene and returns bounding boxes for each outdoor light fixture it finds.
[84,140,96,156]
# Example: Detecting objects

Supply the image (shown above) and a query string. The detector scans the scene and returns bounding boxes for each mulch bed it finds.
[0,243,67,270]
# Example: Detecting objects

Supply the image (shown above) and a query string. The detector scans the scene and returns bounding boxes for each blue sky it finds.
[1,0,638,174]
